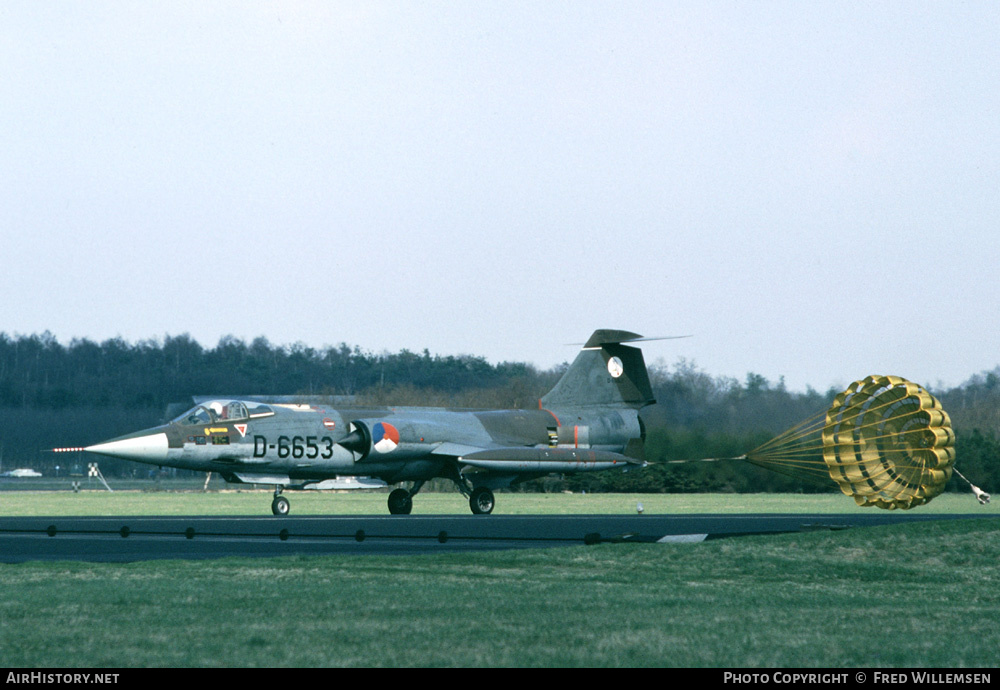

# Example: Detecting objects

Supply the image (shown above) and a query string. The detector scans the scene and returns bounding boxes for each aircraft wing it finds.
[431,437,641,469]
[430,442,490,458]
[455,446,643,472]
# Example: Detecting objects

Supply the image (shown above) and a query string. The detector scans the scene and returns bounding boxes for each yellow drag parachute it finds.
[742,375,955,509]
[821,375,954,509]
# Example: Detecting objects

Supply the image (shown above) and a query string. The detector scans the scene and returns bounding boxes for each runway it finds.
[1,513,993,562]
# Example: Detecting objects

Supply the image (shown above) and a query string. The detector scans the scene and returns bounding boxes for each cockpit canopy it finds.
[172,400,274,426]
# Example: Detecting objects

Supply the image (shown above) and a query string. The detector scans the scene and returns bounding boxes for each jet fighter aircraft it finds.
[81,329,660,515]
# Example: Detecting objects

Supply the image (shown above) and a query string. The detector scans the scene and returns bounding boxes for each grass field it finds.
[1,486,998,517]
[1,490,997,668]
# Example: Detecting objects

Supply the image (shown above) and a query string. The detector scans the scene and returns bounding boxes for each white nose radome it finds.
[85,432,169,464]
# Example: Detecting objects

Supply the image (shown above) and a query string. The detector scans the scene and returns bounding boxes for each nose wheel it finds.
[271,495,290,515]
[271,486,290,516]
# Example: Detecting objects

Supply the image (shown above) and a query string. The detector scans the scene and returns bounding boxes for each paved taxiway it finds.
[1,513,994,562]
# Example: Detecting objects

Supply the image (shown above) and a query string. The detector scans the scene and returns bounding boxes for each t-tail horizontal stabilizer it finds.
[541,329,659,409]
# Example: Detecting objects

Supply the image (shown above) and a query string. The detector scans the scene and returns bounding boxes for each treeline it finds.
[0,331,538,408]
[0,332,997,495]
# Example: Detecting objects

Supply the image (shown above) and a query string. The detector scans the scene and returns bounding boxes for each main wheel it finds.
[271,495,290,516]
[387,488,413,515]
[469,487,495,515]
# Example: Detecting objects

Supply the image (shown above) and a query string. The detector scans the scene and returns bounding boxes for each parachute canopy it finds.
[744,375,955,509]
[822,375,954,509]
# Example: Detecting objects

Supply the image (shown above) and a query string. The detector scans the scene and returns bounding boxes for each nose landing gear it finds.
[271,486,290,516]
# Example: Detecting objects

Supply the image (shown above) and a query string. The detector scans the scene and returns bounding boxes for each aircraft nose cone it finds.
[85,430,169,464]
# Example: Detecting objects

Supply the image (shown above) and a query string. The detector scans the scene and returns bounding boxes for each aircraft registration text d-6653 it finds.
[253,435,338,459]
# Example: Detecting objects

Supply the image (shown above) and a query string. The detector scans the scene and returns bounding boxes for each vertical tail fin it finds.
[540,330,656,409]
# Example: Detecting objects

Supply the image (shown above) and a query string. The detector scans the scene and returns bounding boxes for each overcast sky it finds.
[2,2,998,393]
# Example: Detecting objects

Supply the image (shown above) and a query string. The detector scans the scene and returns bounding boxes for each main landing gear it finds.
[469,487,495,515]
[387,481,496,515]
[387,488,413,514]
[387,479,423,514]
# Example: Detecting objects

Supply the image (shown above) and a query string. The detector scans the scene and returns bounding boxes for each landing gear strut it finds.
[271,486,290,516]
[445,465,497,515]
